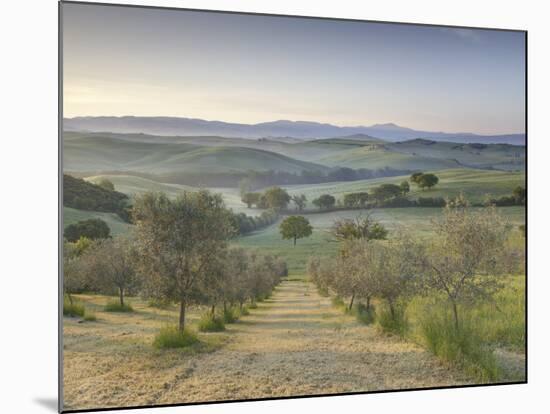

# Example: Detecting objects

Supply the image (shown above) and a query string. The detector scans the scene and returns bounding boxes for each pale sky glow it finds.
[62,3,525,135]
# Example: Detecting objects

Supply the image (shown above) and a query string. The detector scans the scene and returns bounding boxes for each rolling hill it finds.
[64,131,525,178]
[63,132,329,175]
[64,116,525,144]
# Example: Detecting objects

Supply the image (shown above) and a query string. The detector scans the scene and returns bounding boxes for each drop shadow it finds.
[34,397,58,412]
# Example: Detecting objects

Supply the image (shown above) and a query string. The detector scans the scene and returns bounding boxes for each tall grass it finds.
[419,311,499,382]
[223,307,239,324]
[355,303,376,325]
[198,313,225,332]
[63,297,85,317]
[104,301,134,312]
[153,326,199,349]
[405,275,525,382]
[377,303,408,337]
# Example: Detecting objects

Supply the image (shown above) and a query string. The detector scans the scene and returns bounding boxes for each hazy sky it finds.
[62,3,525,135]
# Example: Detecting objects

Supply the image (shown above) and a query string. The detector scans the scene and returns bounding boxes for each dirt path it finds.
[63,280,470,410]
[151,280,467,404]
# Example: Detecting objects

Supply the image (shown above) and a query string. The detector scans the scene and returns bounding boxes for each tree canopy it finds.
[312,194,336,210]
[133,190,234,332]
[64,218,110,242]
[279,215,313,246]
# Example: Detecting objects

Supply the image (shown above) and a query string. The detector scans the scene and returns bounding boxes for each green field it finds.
[235,206,525,276]
[284,168,525,207]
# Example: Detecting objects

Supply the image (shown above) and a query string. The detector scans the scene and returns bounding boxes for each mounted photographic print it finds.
[59,1,527,412]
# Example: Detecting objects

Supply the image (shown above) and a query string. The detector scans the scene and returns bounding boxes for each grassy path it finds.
[152,280,467,404]
[64,281,469,410]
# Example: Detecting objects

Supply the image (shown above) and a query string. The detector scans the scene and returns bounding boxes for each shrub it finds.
[198,313,225,332]
[377,304,408,337]
[104,301,134,312]
[153,326,199,349]
[239,306,250,316]
[63,298,85,317]
[355,303,376,325]
[83,312,97,322]
[223,308,239,324]
[420,312,499,382]
[248,302,258,309]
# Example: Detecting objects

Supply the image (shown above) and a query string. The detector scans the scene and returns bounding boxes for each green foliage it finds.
[420,312,499,382]
[261,187,291,210]
[400,180,410,195]
[377,304,409,337]
[241,192,261,208]
[410,172,424,183]
[64,218,111,242]
[331,296,345,308]
[512,186,526,204]
[291,194,308,211]
[223,308,239,323]
[238,306,250,316]
[312,194,336,210]
[279,216,313,245]
[63,297,85,317]
[96,178,115,191]
[417,173,439,190]
[198,313,226,332]
[63,174,129,221]
[331,215,388,241]
[343,192,369,208]
[133,190,235,332]
[371,183,402,202]
[83,312,97,322]
[104,301,134,312]
[153,326,199,349]
[355,303,376,325]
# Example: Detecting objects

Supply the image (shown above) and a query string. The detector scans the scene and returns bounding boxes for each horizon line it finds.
[62,115,525,136]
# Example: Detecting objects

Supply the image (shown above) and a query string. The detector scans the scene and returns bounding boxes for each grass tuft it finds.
[239,306,250,316]
[198,313,225,332]
[377,304,408,337]
[63,297,85,317]
[223,308,239,324]
[83,312,97,322]
[104,301,134,312]
[153,326,199,349]
[355,303,376,325]
[420,312,499,382]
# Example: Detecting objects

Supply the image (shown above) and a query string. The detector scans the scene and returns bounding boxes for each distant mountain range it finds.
[63,116,525,145]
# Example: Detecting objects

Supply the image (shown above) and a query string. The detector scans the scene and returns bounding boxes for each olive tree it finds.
[133,190,234,332]
[424,200,511,329]
[84,237,140,306]
[331,215,388,242]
